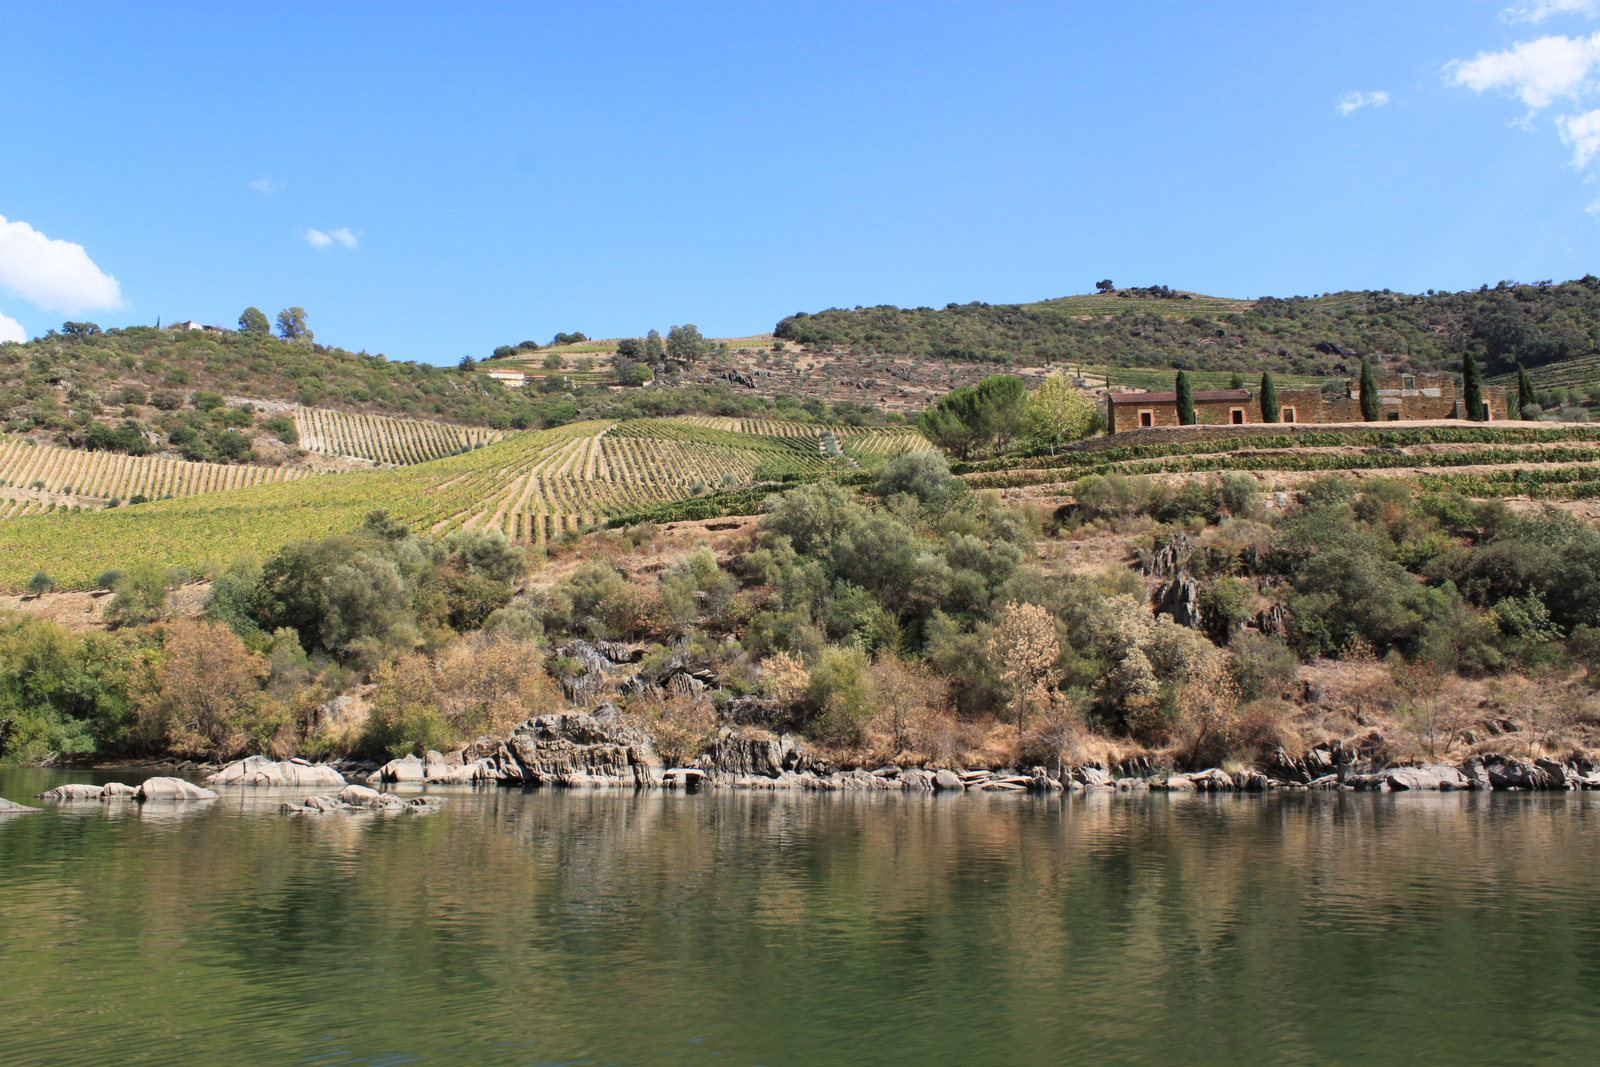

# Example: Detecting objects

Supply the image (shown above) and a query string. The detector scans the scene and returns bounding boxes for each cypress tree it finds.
[1463,351,1486,421]
[1516,363,1534,420]
[1175,371,1196,425]
[1359,359,1380,422]
[1259,371,1279,423]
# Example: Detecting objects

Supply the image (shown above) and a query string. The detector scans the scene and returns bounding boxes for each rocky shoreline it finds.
[335,707,1600,796]
[18,708,1600,817]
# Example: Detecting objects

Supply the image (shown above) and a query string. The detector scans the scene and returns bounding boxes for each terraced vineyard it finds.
[294,407,502,465]
[1488,357,1600,399]
[954,424,1600,503]
[0,419,933,589]
[0,438,312,510]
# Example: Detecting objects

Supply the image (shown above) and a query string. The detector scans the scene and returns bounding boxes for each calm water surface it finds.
[2,768,1599,1066]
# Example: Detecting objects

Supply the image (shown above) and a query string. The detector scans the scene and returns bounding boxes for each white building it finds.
[486,367,526,388]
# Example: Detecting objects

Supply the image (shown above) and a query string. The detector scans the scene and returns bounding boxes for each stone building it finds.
[1106,372,1509,434]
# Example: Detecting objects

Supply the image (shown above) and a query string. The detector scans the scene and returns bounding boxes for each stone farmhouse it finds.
[1106,371,1509,434]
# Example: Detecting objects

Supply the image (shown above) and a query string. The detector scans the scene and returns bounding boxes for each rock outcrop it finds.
[478,704,664,787]
[37,783,112,801]
[0,797,40,813]
[205,756,347,788]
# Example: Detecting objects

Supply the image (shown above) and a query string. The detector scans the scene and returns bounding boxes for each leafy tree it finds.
[542,353,566,370]
[666,324,710,363]
[1095,279,1114,292]
[644,329,665,362]
[976,374,1027,449]
[275,307,309,341]
[1023,371,1095,453]
[1359,358,1380,421]
[1463,351,1486,421]
[138,619,269,758]
[1517,363,1535,420]
[615,338,645,361]
[1175,371,1195,425]
[1259,371,1279,423]
[1229,372,1244,389]
[458,355,476,373]
[550,332,588,346]
[61,321,101,336]
[873,450,964,508]
[238,307,271,336]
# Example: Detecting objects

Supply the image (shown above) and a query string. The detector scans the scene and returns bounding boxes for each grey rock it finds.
[338,783,385,806]
[377,754,428,782]
[491,704,663,788]
[136,777,219,801]
[1460,757,1493,791]
[932,769,965,792]
[424,758,497,783]
[1189,768,1236,792]
[1074,766,1114,787]
[1386,764,1470,792]
[38,783,108,801]
[100,782,138,799]
[1235,769,1268,792]
[713,729,788,778]
[0,797,41,813]
[205,756,347,788]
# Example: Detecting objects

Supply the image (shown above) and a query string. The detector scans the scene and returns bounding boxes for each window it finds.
[1281,407,1296,423]
[1139,410,1154,428]
[1230,408,1245,425]
[1402,376,1416,390]
[1387,412,1400,421]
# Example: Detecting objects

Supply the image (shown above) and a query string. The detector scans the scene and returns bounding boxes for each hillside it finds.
[771,277,1600,389]
[0,418,933,588]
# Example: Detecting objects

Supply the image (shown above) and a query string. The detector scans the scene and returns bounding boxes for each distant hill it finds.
[772,278,1600,382]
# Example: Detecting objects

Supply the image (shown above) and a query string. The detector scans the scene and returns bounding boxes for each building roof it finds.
[1108,389,1252,404]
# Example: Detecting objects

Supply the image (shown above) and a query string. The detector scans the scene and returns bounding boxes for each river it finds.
[2,768,1599,1065]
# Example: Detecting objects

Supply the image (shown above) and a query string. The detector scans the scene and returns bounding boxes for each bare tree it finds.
[988,601,1061,740]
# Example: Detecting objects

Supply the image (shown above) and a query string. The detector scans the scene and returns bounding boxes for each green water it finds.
[3,769,1599,1066]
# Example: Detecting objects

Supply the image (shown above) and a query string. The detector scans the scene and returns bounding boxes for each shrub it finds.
[26,571,55,595]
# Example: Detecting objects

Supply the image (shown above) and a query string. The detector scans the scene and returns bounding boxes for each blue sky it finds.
[4,1,1600,363]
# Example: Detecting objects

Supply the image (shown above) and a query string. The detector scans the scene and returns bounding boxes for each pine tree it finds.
[1175,371,1196,426]
[1516,363,1535,420]
[1359,359,1380,422]
[1259,371,1279,423]
[1463,352,1486,421]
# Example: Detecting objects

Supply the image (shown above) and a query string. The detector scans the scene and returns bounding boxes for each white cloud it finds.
[1338,90,1390,115]
[1449,33,1600,107]
[0,309,24,344]
[248,175,280,195]
[1559,107,1600,162]
[304,227,358,250]
[1504,0,1599,24]
[0,214,124,315]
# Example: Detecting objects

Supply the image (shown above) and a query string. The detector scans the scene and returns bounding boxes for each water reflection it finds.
[1,774,1598,1066]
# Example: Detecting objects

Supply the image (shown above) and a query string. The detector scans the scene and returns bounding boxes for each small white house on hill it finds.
[486,367,526,388]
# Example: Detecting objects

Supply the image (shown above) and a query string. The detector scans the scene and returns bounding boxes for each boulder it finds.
[489,704,664,788]
[377,754,428,782]
[1189,768,1236,792]
[932,769,965,792]
[712,729,800,778]
[204,756,346,788]
[100,782,138,799]
[0,797,40,814]
[338,783,385,806]
[1234,769,1268,792]
[1386,764,1470,792]
[1074,766,1114,787]
[136,777,219,801]
[1163,776,1195,791]
[1459,757,1493,791]
[38,783,109,801]
[1485,759,1566,790]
